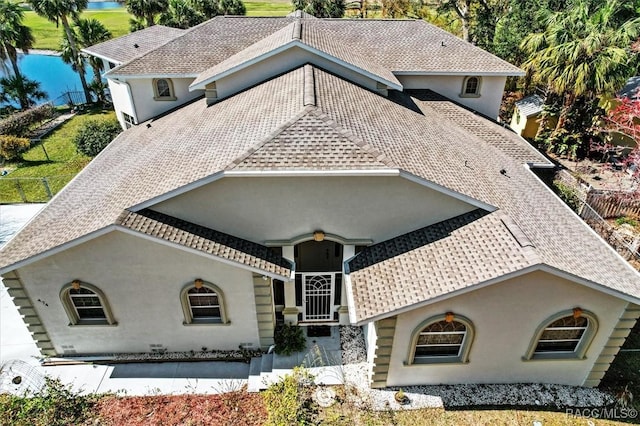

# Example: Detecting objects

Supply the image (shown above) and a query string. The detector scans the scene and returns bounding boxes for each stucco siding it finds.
[152,176,476,244]
[385,270,627,387]
[122,77,203,124]
[396,75,506,119]
[17,231,261,355]
[108,79,137,129]
[215,46,380,100]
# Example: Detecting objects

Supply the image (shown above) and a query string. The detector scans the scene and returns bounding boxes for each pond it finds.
[87,1,124,9]
[1,54,95,107]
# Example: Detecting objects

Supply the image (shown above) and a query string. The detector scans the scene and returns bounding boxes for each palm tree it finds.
[159,0,204,29]
[29,0,91,104]
[522,0,640,134]
[66,19,111,102]
[0,74,46,110]
[0,1,34,79]
[126,0,169,27]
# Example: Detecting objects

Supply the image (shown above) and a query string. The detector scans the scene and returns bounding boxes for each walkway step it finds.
[247,356,263,393]
[260,353,274,374]
[248,357,262,376]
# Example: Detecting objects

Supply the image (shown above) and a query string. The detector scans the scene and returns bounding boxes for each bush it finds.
[553,180,581,212]
[0,135,30,160]
[73,119,121,156]
[263,368,317,426]
[0,377,97,426]
[0,104,55,137]
[274,323,307,355]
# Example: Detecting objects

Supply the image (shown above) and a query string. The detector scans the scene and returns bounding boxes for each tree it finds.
[29,0,91,104]
[218,0,246,15]
[126,0,169,27]
[0,74,46,110]
[292,0,344,18]
[521,0,640,154]
[0,1,34,80]
[159,0,205,29]
[189,0,219,18]
[62,19,111,103]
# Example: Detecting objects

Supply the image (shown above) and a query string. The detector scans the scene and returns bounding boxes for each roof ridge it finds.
[307,107,398,168]
[303,64,315,106]
[224,106,315,170]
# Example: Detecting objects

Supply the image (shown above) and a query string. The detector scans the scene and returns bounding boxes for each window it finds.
[461,76,481,97]
[524,308,598,360]
[153,78,176,101]
[60,280,116,326]
[180,279,228,325]
[122,112,136,129]
[407,313,474,364]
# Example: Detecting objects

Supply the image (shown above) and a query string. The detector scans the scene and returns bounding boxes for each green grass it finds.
[24,2,291,51]
[24,10,130,51]
[0,109,115,203]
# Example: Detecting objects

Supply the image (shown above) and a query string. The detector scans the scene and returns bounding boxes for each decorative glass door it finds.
[302,273,335,321]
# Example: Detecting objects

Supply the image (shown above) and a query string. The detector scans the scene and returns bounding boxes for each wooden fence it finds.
[585,191,640,219]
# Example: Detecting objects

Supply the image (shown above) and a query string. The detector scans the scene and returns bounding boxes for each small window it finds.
[461,76,481,97]
[153,78,176,101]
[407,313,474,364]
[60,280,116,326]
[122,112,136,129]
[524,308,598,360]
[180,279,228,325]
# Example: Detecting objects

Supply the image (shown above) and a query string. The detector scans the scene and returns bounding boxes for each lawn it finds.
[24,2,292,51]
[0,109,116,203]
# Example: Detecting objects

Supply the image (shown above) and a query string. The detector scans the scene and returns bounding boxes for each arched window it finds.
[461,76,481,97]
[524,308,598,360]
[153,78,176,100]
[60,280,116,326]
[407,313,474,364]
[180,279,228,325]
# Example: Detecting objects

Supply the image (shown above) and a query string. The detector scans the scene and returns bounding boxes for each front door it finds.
[301,273,335,321]
[294,240,343,322]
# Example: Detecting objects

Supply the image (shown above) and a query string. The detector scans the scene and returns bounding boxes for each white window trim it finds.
[180,280,229,325]
[523,309,598,361]
[153,78,177,101]
[405,313,475,365]
[59,281,117,326]
[460,76,482,98]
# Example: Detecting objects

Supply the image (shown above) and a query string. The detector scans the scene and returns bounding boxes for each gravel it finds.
[338,326,616,411]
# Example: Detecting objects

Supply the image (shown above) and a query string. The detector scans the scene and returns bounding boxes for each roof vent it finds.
[441,41,446,47]
[133,43,139,48]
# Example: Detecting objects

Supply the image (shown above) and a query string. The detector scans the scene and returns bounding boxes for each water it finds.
[87,1,124,9]
[2,54,95,106]
[0,204,44,247]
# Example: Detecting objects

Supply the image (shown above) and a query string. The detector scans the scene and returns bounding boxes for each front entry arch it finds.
[295,240,343,322]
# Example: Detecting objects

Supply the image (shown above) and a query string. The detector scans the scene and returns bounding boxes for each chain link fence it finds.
[0,175,76,203]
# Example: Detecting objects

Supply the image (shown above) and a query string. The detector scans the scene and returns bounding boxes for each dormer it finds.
[189,19,401,104]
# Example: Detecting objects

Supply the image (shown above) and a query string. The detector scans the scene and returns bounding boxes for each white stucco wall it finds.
[384,270,628,387]
[214,46,381,100]
[17,231,261,355]
[151,175,477,244]
[111,77,203,126]
[396,75,507,119]
[108,79,137,129]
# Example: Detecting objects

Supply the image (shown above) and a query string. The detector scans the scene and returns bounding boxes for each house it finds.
[510,94,545,139]
[2,13,640,390]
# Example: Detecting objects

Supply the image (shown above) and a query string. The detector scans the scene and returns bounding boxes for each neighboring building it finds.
[2,14,640,390]
[510,94,545,139]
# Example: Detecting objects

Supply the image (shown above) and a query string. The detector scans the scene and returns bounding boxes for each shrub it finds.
[263,368,317,426]
[274,323,307,355]
[553,180,581,212]
[73,119,122,156]
[0,103,55,137]
[0,135,30,160]
[0,377,97,426]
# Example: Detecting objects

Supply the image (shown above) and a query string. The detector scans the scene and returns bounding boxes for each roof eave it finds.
[393,70,525,77]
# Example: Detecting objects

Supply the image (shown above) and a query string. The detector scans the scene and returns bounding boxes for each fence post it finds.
[15,179,27,203]
[41,177,52,200]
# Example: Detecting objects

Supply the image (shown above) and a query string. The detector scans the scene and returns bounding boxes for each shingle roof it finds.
[191,19,401,90]
[514,94,545,118]
[118,209,292,277]
[2,66,638,323]
[82,25,185,65]
[109,17,523,77]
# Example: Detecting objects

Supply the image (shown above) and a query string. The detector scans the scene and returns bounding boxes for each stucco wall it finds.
[396,75,507,119]
[17,231,261,355]
[384,270,627,386]
[108,79,137,129]
[151,175,476,244]
[215,46,380,100]
[116,77,203,124]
